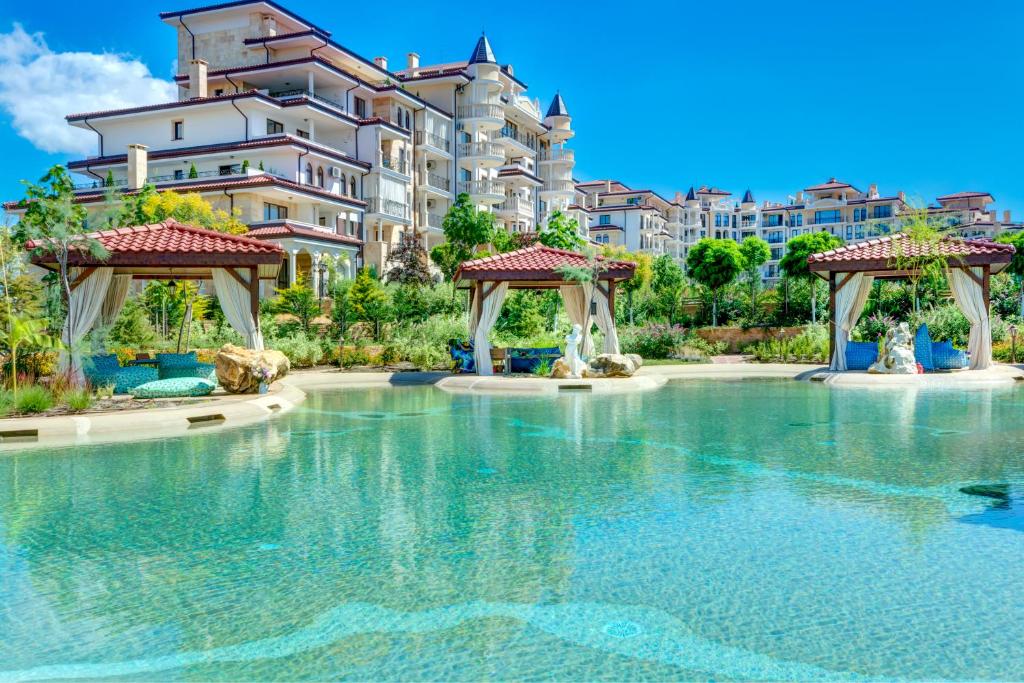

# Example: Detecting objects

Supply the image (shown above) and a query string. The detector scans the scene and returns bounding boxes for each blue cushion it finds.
[932,341,968,370]
[156,352,198,367]
[88,354,120,374]
[131,377,216,399]
[914,325,934,371]
[508,347,562,373]
[450,346,475,373]
[846,341,878,371]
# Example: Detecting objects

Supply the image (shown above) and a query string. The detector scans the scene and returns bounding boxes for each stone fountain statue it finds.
[868,322,918,374]
[551,324,586,379]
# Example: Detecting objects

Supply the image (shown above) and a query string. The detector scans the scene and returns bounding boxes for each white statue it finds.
[868,322,918,374]
[564,323,586,379]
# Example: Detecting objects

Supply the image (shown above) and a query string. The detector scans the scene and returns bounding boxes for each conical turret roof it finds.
[742,189,754,204]
[468,33,496,64]
[546,92,569,118]
[685,186,696,201]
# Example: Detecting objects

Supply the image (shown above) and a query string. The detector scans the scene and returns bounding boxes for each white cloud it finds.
[0,24,176,155]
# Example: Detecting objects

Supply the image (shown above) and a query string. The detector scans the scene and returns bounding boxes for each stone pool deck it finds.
[3,362,1021,451]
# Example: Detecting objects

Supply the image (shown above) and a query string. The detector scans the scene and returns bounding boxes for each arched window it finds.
[339,173,347,195]
[350,176,357,197]
[316,166,324,188]
[304,162,313,184]
[404,110,410,129]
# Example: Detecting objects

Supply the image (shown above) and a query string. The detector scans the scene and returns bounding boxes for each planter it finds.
[258,382,268,394]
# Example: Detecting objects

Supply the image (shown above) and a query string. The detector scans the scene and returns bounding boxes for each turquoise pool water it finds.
[2,380,1024,680]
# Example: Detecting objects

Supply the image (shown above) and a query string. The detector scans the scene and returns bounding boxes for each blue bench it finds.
[85,354,159,394]
[155,352,216,381]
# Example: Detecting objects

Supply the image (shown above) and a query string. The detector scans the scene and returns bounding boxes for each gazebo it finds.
[808,234,1015,371]
[29,220,283,381]
[454,245,636,375]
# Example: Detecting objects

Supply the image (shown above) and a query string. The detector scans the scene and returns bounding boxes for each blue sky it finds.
[1,0,1022,215]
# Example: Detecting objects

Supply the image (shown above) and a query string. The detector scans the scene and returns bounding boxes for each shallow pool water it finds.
[2,380,1024,680]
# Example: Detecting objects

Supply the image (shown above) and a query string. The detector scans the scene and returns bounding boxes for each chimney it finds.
[126,144,148,190]
[406,52,419,74]
[604,180,611,194]
[189,59,208,99]
[898,191,906,203]
[374,56,388,70]
[1004,209,1012,223]
[868,183,878,198]
[795,191,804,202]
[675,191,683,204]
[261,14,278,37]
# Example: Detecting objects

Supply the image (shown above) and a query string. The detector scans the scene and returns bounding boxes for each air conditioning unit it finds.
[329,166,342,178]
[426,160,435,170]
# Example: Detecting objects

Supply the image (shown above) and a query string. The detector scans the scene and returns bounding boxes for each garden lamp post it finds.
[1010,324,1018,364]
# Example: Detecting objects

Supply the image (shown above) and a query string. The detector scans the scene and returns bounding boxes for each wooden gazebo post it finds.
[828,271,836,366]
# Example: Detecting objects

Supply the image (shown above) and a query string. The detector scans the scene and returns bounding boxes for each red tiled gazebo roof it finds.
[808,233,1014,275]
[454,244,635,284]
[29,220,283,276]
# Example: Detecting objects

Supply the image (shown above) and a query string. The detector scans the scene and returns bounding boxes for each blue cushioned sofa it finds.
[914,325,968,371]
[845,341,878,371]
[155,352,217,381]
[85,354,159,394]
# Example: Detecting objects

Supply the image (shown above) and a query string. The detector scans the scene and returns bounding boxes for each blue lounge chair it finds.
[845,341,878,370]
[85,354,159,394]
[915,325,968,371]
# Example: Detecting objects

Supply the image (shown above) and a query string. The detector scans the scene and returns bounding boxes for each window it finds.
[354,97,366,118]
[173,169,184,180]
[599,215,611,225]
[814,209,841,225]
[263,202,288,220]
[404,110,410,129]
[316,166,324,188]
[339,173,347,195]
[304,163,313,184]
[626,197,640,205]
[296,129,309,139]
[172,120,184,140]
[872,205,892,219]
[266,119,284,135]
[218,164,240,176]
[349,177,357,197]
[318,215,327,227]
[853,207,866,222]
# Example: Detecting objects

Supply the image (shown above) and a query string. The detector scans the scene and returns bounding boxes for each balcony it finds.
[365,197,410,220]
[495,195,533,218]
[493,126,536,152]
[456,103,504,129]
[538,148,574,164]
[414,130,451,154]
[419,171,451,194]
[539,180,575,196]
[377,155,410,176]
[457,141,505,167]
[269,89,348,116]
[423,212,445,231]
[458,179,504,204]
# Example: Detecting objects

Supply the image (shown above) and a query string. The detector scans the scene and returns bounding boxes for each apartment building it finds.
[580,177,1021,284]
[17,1,579,295]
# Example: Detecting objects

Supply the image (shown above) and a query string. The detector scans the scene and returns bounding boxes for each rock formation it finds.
[215,344,290,393]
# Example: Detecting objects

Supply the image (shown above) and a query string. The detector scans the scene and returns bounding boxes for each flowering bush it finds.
[620,324,692,359]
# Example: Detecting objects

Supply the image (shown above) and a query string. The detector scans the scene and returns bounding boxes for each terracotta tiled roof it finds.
[936,191,994,202]
[804,177,858,192]
[246,221,364,246]
[455,244,635,282]
[29,220,283,268]
[807,233,1014,272]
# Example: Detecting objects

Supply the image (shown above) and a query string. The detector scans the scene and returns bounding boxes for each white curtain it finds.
[472,281,508,376]
[948,266,991,370]
[594,286,620,354]
[61,267,114,382]
[99,274,133,328]
[213,268,264,350]
[559,284,595,358]
[830,272,874,371]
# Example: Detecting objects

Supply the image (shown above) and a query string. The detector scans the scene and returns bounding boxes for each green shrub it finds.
[407,343,446,370]
[621,324,691,359]
[532,359,553,376]
[15,385,54,414]
[268,331,324,368]
[64,388,93,412]
[746,324,828,363]
[380,344,402,365]
[0,389,14,417]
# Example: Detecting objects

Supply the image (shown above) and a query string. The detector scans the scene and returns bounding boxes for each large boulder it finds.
[584,353,643,378]
[215,344,290,394]
[550,357,572,379]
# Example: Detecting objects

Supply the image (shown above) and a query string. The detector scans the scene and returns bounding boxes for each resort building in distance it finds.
[7,0,1018,294]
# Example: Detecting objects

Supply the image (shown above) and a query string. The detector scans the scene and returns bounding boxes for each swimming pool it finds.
[2,380,1023,680]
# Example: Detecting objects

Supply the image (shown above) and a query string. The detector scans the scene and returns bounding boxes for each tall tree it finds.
[778,231,842,324]
[117,187,248,234]
[650,254,685,324]
[349,267,390,340]
[17,165,109,333]
[273,278,321,333]
[385,232,433,285]
[739,236,771,316]
[686,238,744,326]
[604,247,651,326]
[996,231,1024,317]
[432,192,495,274]
[538,210,584,251]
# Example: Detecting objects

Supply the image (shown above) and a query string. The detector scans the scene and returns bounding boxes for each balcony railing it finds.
[425,172,450,192]
[365,197,409,219]
[538,148,574,163]
[496,196,532,215]
[457,103,504,120]
[378,156,409,175]
[73,179,126,191]
[541,180,575,193]
[74,167,291,192]
[494,126,536,151]
[415,130,450,152]
[425,212,445,229]
[457,141,504,158]
[458,180,503,196]
[270,89,347,113]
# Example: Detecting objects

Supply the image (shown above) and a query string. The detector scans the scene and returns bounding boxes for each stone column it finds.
[288,250,298,286]
[311,252,322,296]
